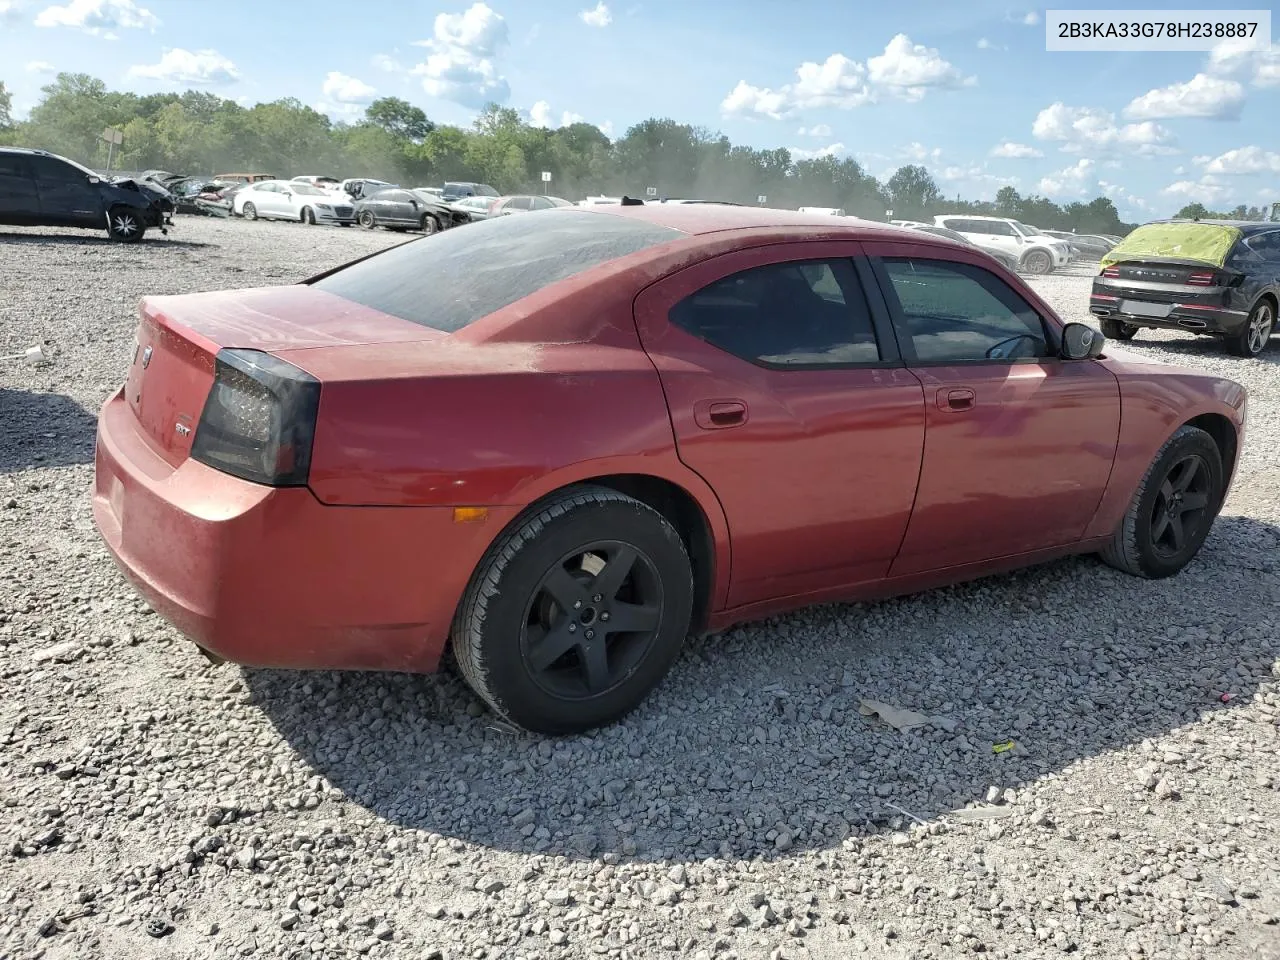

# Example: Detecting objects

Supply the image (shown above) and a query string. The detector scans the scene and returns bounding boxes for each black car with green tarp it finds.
[1089,219,1280,358]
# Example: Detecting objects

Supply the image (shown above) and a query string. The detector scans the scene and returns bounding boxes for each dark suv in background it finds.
[1090,218,1280,357]
[0,147,172,242]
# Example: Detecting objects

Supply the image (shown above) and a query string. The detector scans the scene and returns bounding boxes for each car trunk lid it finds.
[124,285,441,467]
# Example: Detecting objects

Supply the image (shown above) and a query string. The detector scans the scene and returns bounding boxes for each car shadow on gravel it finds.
[0,387,99,473]
[246,513,1279,864]
[0,231,213,250]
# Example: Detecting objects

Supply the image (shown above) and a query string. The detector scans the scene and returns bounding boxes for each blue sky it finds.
[2,0,1278,218]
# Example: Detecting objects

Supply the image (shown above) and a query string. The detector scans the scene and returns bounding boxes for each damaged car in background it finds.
[0,147,172,242]
[354,187,472,233]
[1090,218,1279,357]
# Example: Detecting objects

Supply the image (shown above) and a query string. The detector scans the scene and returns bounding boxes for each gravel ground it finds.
[1,219,1277,960]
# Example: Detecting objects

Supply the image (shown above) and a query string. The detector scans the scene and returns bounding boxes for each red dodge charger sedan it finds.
[93,203,1248,734]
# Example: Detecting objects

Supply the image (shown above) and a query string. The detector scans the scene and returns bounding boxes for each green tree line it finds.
[0,72,1199,236]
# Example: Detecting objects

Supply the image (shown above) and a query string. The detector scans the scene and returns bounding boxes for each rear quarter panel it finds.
[1082,351,1247,539]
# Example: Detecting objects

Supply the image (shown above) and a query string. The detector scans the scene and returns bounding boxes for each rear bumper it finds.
[91,388,512,673]
[1089,293,1248,335]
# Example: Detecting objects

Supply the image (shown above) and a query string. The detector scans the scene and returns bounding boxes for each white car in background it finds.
[932,214,1070,274]
[232,180,356,226]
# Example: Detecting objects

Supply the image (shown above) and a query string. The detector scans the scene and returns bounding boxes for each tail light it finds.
[191,349,321,487]
[1187,271,1215,286]
[1101,266,1120,278]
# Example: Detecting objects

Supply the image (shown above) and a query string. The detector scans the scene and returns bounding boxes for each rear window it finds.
[310,210,685,333]
[1101,221,1243,269]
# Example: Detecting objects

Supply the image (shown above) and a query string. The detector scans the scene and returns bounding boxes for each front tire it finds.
[1022,249,1053,275]
[1100,317,1138,340]
[358,210,377,229]
[1225,300,1274,357]
[106,207,145,243]
[421,214,440,235]
[1098,425,1224,579]
[451,486,694,735]
[301,206,316,225]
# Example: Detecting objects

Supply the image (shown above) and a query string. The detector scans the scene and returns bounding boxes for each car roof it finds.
[1146,218,1279,235]
[582,202,933,240]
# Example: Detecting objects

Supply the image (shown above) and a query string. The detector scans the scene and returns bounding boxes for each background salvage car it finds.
[1090,218,1279,357]
[232,179,356,226]
[93,206,1246,736]
[353,187,471,233]
[0,146,172,242]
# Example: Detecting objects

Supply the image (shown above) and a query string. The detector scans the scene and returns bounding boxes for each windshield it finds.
[311,211,684,333]
[292,184,327,196]
[1009,221,1038,238]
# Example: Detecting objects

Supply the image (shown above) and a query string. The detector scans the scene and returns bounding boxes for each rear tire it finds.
[106,207,145,243]
[1098,425,1224,579]
[451,485,694,735]
[1225,300,1274,357]
[1022,249,1053,275]
[1100,317,1138,340]
[242,202,258,221]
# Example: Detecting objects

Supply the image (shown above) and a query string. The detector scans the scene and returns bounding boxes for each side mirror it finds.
[87,175,102,184]
[1014,234,1024,244]
[1061,321,1105,360]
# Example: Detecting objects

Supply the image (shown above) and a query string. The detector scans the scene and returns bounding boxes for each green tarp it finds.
[1101,221,1242,268]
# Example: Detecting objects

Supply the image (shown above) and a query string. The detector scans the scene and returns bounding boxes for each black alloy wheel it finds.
[451,486,695,734]
[521,541,664,701]
[1147,453,1212,559]
[1099,424,1224,579]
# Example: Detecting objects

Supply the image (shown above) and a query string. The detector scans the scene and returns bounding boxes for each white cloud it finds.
[797,123,832,137]
[1173,165,1186,175]
[1037,158,1097,196]
[1206,36,1280,88]
[1163,178,1234,205]
[528,100,586,129]
[1020,11,1039,25]
[866,33,975,101]
[25,60,56,73]
[1032,102,1176,156]
[322,71,376,104]
[127,48,239,85]
[410,2,510,108]
[722,34,969,118]
[1199,146,1280,175]
[598,120,614,137]
[579,1,610,27]
[976,37,1006,51]
[990,141,1042,158]
[1124,73,1246,121]
[371,53,403,73]
[1098,180,1151,212]
[901,141,942,163]
[1,0,27,25]
[34,0,157,36]
[788,142,846,161]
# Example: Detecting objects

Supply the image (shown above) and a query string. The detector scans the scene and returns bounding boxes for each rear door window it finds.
[670,259,883,366]
[0,154,31,179]
[310,210,685,333]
